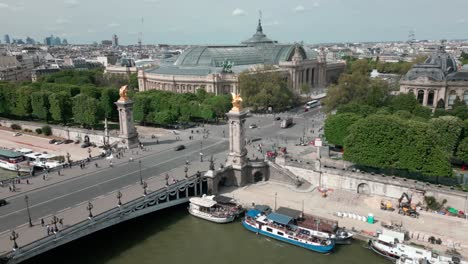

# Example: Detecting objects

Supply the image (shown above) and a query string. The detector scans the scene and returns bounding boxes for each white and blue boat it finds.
[242,209,335,254]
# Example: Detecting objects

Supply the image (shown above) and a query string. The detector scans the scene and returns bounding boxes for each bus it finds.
[305,100,320,109]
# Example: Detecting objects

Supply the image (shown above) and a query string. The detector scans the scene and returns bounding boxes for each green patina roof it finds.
[0,149,23,158]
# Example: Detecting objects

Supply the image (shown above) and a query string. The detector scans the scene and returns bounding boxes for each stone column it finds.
[115,99,139,149]
[423,90,429,106]
[225,109,248,186]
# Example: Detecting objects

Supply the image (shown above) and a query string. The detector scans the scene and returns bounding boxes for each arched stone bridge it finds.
[0,174,207,264]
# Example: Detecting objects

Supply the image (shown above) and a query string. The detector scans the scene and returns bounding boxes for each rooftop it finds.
[0,149,23,159]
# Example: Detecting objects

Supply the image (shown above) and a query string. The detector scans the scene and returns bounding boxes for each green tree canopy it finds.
[324,113,362,146]
[72,94,101,128]
[49,92,72,124]
[31,91,50,121]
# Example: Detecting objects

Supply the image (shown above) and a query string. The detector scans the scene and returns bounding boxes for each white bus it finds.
[305,100,320,109]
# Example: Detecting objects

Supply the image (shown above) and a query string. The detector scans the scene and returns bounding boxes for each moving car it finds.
[249,124,258,129]
[0,199,7,207]
[12,133,22,137]
[174,145,185,151]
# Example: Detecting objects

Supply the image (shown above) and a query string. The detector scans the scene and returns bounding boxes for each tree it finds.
[42,125,52,136]
[133,94,152,124]
[456,137,468,163]
[324,113,362,146]
[204,94,231,120]
[100,88,119,119]
[49,92,72,124]
[300,84,310,94]
[430,116,463,156]
[72,94,100,128]
[13,87,33,118]
[388,93,419,113]
[153,110,176,126]
[31,91,50,121]
[128,73,138,89]
[239,68,293,112]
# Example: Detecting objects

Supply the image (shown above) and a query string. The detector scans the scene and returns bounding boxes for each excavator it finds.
[398,192,419,218]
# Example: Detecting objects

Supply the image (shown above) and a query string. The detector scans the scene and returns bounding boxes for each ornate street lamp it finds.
[51,215,59,232]
[142,181,148,196]
[184,165,188,178]
[116,191,122,206]
[24,195,32,227]
[87,201,93,219]
[10,230,18,250]
[139,160,143,185]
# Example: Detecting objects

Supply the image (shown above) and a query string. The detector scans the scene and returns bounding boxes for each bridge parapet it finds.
[1,173,207,264]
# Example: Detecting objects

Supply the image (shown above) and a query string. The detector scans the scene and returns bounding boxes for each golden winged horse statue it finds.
[231,92,243,112]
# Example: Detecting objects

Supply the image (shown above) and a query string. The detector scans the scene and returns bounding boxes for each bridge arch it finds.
[253,171,263,182]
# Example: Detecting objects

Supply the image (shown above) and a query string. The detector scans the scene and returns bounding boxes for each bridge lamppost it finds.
[184,165,188,178]
[24,195,33,227]
[117,191,122,206]
[139,160,143,185]
[142,181,148,196]
[200,141,203,162]
[51,215,59,232]
[87,201,93,219]
[10,230,18,251]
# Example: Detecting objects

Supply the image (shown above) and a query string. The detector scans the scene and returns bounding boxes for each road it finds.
[0,105,325,233]
[0,137,227,232]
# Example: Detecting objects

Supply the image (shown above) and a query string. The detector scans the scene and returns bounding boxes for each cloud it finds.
[457,18,466,24]
[64,0,79,6]
[294,5,305,12]
[87,29,96,33]
[107,23,120,28]
[0,2,9,8]
[56,18,70,24]
[232,8,246,16]
[313,2,320,7]
[143,0,159,2]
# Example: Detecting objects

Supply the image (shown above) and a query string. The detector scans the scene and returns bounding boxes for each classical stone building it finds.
[399,45,468,109]
[138,19,344,95]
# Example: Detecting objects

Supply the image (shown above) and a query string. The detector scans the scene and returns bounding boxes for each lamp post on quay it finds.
[10,230,18,251]
[139,160,143,185]
[87,201,93,219]
[117,191,122,207]
[24,195,33,227]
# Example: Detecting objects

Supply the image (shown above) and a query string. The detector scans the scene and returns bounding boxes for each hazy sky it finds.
[1,0,467,45]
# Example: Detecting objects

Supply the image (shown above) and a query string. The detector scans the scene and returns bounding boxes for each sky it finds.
[1,0,468,45]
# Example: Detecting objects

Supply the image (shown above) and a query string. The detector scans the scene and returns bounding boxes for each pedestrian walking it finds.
[95,162,99,168]
[42,175,46,181]
[26,179,29,184]
[41,218,45,226]
[46,225,50,236]
[59,218,63,228]
[57,170,61,176]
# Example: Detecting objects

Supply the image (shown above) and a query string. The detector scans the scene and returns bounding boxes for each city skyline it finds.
[1,0,468,45]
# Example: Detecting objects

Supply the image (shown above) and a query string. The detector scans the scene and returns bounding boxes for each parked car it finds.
[12,132,22,137]
[81,142,91,148]
[74,140,80,144]
[274,117,281,121]
[49,139,57,144]
[174,145,185,151]
[0,199,7,207]
[54,140,64,145]
[64,139,73,144]
[249,124,258,129]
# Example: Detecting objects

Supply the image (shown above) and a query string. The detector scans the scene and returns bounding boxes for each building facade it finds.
[138,20,344,95]
[399,45,468,109]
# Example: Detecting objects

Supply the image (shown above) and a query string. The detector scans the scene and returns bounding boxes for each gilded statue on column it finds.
[230,93,243,112]
[118,85,130,102]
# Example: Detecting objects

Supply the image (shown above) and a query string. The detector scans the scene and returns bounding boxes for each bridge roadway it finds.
[0,137,227,233]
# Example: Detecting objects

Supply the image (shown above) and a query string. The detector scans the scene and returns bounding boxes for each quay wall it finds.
[281,161,468,211]
[0,119,122,145]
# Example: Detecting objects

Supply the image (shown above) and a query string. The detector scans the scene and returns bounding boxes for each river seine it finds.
[24,205,388,264]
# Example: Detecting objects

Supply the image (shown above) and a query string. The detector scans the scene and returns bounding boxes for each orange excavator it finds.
[398,193,419,218]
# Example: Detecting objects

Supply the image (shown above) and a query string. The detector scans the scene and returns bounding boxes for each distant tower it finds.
[112,34,119,48]
[138,17,143,50]
[408,30,416,54]
[4,34,10,44]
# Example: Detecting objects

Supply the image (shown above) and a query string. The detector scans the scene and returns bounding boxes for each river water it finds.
[24,205,388,264]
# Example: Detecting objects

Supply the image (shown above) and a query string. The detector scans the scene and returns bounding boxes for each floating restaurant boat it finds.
[242,209,335,253]
[369,229,466,264]
[188,195,243,223]
[0,149,30,172]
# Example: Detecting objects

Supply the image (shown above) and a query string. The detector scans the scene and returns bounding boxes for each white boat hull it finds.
[188,208,235,223]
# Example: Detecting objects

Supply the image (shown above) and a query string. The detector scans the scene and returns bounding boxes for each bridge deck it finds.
[0,163,208,263]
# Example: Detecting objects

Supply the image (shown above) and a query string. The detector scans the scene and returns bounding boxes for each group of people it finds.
[42,218,64,236]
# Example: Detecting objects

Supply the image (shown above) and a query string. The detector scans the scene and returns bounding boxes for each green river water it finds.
[24,205,389,264]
